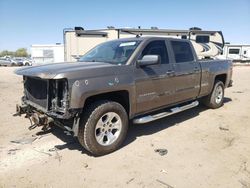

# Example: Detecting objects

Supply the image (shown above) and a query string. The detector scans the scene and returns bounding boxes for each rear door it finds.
[134,40,175,114]
[169,40,201,102]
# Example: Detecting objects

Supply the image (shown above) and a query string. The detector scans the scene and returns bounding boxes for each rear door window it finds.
[171,41,194,63]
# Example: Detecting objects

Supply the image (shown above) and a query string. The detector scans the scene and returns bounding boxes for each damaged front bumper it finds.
[14,104,54,130]
[14,103,81,136]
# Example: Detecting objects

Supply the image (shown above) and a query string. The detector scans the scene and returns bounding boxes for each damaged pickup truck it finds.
[15,37,233,155]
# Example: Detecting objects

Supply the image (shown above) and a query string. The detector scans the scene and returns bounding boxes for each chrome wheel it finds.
[95,112,122,146]
[215,85,223,104]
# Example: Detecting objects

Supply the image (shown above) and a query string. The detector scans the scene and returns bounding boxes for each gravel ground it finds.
[0,66,250,188]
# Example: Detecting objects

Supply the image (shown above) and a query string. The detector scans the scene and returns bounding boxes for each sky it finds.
[0,0,250,51]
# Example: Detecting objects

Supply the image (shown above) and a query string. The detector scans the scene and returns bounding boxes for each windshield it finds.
[79,40,141,64]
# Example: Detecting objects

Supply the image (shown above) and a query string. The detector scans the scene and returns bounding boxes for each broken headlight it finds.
[49,79,69,113]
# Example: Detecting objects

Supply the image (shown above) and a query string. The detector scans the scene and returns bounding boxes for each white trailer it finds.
[64,27,225,62]
[220,44,250,62]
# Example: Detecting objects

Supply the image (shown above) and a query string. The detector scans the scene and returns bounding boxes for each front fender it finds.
[69,74,135,110]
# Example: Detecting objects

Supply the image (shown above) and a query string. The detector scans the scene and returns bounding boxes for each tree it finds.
[0,48,29,57]
[15,48,28,57]
[0,50,14,57]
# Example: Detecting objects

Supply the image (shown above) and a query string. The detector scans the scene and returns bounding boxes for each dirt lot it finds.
[0,66,250,188]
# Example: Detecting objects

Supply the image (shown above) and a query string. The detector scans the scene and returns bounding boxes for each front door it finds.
[134,40,175,114]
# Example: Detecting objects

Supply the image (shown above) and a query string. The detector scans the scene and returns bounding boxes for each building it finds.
[31,44,64,65]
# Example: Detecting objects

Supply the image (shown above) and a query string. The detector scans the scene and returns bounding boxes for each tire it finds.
[78,100,128,156]
[202,80,225,109]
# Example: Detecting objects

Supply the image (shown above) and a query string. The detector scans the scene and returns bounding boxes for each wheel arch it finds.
[83,90,130,116]
[214,74,227,85]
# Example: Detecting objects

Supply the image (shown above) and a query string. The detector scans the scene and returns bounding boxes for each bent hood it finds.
[15,62,118,79]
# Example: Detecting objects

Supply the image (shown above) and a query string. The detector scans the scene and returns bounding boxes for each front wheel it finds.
[78,100,128,156]
[202,80,225,109]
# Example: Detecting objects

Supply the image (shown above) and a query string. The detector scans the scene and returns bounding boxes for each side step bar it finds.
[133,101,199,124]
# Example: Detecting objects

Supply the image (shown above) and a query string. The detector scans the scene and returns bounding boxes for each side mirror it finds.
[137,55,160,66]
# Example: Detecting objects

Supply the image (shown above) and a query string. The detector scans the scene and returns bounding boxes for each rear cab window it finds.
[171,41,194,63]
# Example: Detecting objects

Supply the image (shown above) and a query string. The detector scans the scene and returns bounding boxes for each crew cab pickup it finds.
[15,37,233,155]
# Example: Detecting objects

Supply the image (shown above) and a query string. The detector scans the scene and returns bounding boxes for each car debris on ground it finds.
[154,149,168,156]
[156,179,174,188]
[219,127,229,131]
[10,137,37,144]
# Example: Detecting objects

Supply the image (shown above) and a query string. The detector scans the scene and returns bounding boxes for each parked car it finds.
[13,57,32,66]
[12,58,25,66]
[15,37,233,156]
[22,58,33,66]
[0,57,19,66]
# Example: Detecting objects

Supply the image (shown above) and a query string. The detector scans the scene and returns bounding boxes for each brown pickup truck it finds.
[15,37,233,155]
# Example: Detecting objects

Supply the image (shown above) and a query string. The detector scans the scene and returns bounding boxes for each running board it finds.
[133,101,199,124]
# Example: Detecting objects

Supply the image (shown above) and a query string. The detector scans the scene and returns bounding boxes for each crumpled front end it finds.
[22,76,69,116]
[14,76,79,132]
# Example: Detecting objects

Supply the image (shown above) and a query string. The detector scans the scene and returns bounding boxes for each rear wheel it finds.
[78,100,128,156]
[202,80,225,109]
